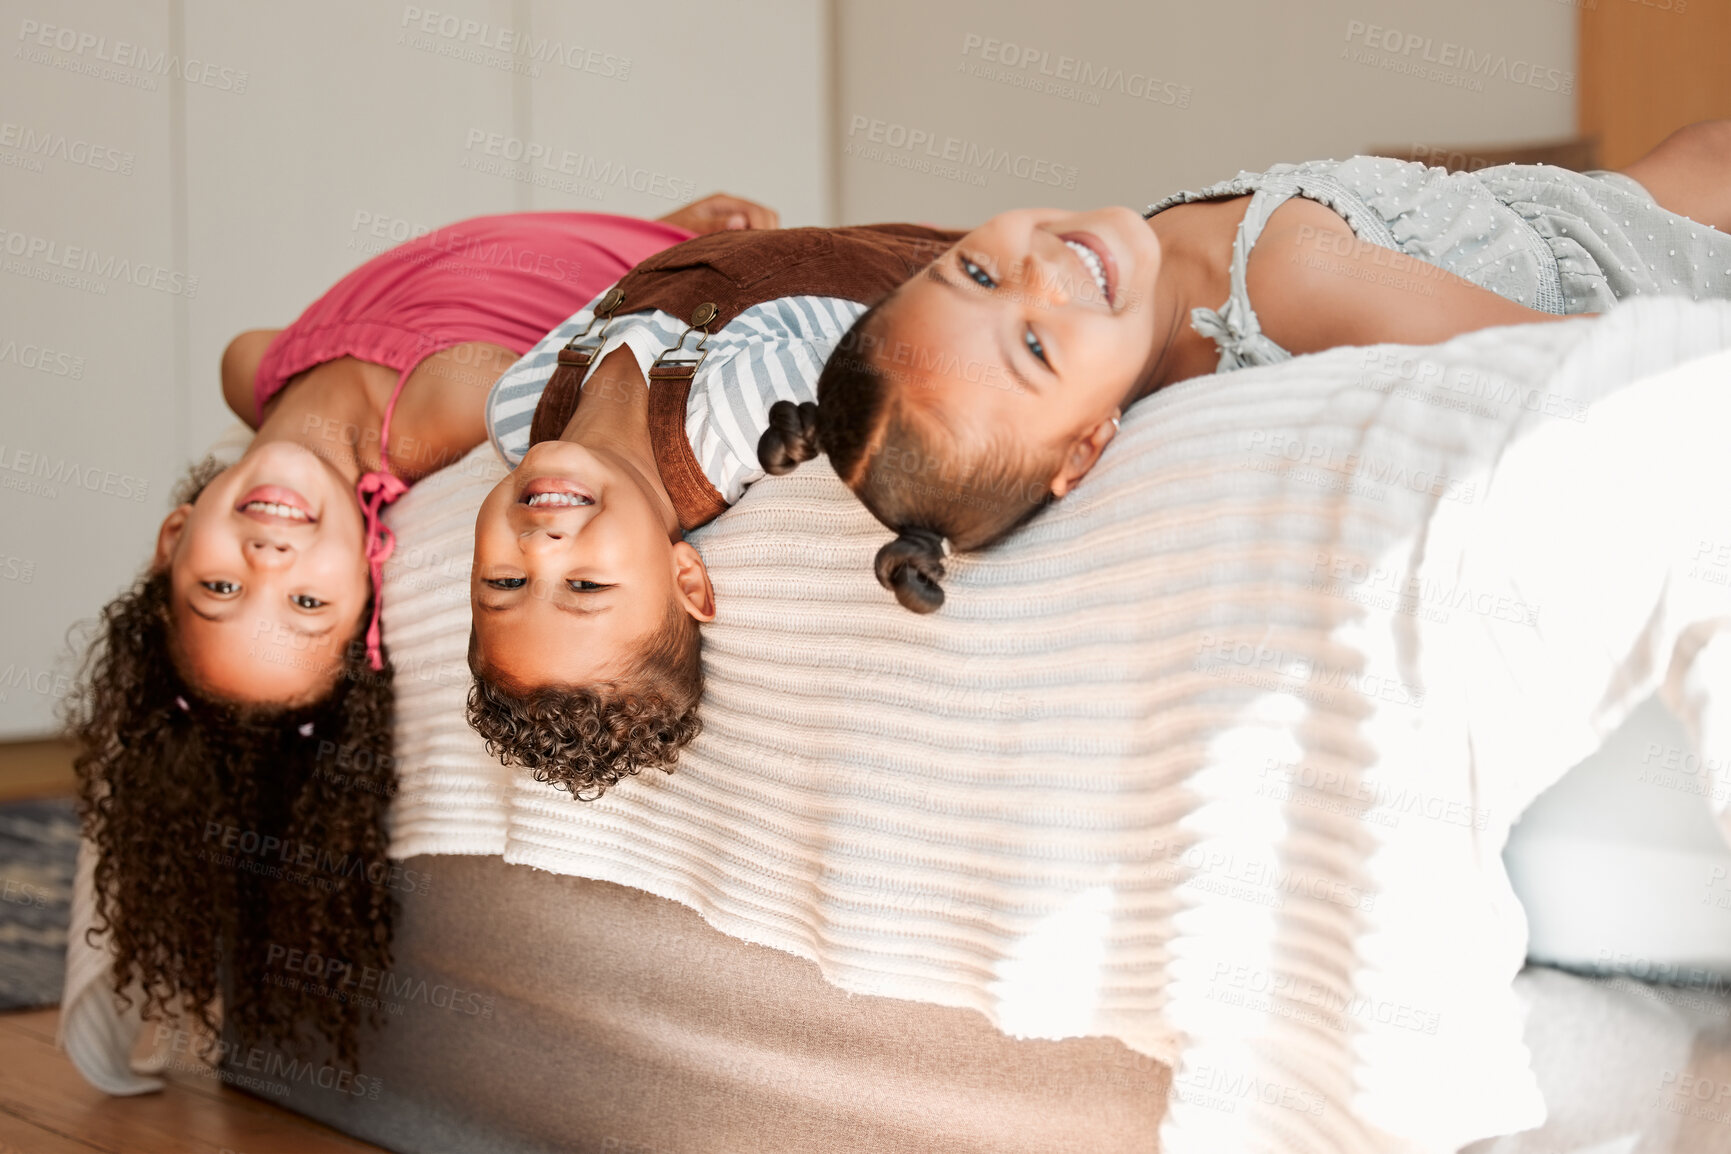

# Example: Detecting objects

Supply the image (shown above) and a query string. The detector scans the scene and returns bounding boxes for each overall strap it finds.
[608,224,962,330]
[525,225,966,527]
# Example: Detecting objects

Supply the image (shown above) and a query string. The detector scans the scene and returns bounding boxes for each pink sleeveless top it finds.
[254,211,693,670]
[254,212,693,414]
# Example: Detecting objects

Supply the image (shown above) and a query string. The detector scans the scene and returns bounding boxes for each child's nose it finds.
[520,527,567,551]
[1024,254,1066,306]
[1025,249,1071,307]
[245,537,295,568]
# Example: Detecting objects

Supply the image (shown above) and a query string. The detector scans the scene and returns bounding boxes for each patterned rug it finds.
[0,797,78,1011]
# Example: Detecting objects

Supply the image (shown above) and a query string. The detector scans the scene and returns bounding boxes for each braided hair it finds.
[758,301,1063,613]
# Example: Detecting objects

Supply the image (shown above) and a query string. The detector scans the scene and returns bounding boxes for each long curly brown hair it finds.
[65,460,398,1065]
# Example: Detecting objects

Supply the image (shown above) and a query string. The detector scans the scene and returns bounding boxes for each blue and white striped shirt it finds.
[486,287,866,504]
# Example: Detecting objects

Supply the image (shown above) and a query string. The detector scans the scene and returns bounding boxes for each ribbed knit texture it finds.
[66,297,1731,1153]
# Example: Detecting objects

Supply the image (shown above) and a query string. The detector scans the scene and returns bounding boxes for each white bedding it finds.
[63,297,1731,1153]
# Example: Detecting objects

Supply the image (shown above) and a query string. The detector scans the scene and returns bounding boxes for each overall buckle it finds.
[555,285,627,372]
[648,302,719,383]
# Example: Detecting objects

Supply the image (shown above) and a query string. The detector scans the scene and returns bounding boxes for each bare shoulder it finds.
[1243,199,1365,352]
[386,340,519,479]
[399,341,519,423]
[219,329,283,427]
[1246,197,1357,295]
[1247,196,1569,355]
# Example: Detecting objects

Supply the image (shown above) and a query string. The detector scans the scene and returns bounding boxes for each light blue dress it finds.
[1146,156,1731,372]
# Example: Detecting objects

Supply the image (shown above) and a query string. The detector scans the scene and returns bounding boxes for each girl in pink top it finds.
[68,194,774,1064]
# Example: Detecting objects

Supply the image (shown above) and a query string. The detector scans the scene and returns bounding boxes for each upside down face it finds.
[870,207,1164,467]
[469,438,714,691]
[155,440,370,704]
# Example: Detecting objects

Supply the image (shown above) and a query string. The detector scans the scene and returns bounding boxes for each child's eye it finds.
[566,580,609,593]
[290,594,326,610]
[960,256,997,289]
[484,577,526,590]
[1024,327,1049,367]
[201,580,239,596]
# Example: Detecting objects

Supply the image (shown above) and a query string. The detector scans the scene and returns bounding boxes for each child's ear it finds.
[1048,412,1121,499]
[152,505,194,571]
[670,540,717,623]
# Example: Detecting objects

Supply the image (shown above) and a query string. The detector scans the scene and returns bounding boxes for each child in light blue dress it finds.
[1145,155,1731,371]
[753,122,1731,610]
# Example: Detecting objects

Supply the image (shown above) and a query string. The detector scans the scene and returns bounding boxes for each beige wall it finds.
[0,0,1574,736]
[834,0,1576,225]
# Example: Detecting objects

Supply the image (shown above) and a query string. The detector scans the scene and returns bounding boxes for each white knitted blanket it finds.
[63,298,1731,1154]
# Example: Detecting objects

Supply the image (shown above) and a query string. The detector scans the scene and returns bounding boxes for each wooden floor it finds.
[0,737,77,803]
[0,1008,386,1154]
[0,740,385,1152]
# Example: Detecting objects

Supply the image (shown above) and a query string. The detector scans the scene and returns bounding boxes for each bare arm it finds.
[219,329,284,428]
[657,192,780,234]
[1248,198,1580,356]
[1620,119,1731,235]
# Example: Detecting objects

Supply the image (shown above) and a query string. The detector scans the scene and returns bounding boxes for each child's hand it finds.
[658,193,780,235]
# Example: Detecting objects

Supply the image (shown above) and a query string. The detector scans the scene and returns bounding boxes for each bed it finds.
[62,296,1731,1152]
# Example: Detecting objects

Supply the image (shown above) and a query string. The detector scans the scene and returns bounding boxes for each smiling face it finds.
[871,206,1165,473]
[153,441,371,705]
[469,439,715,690]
